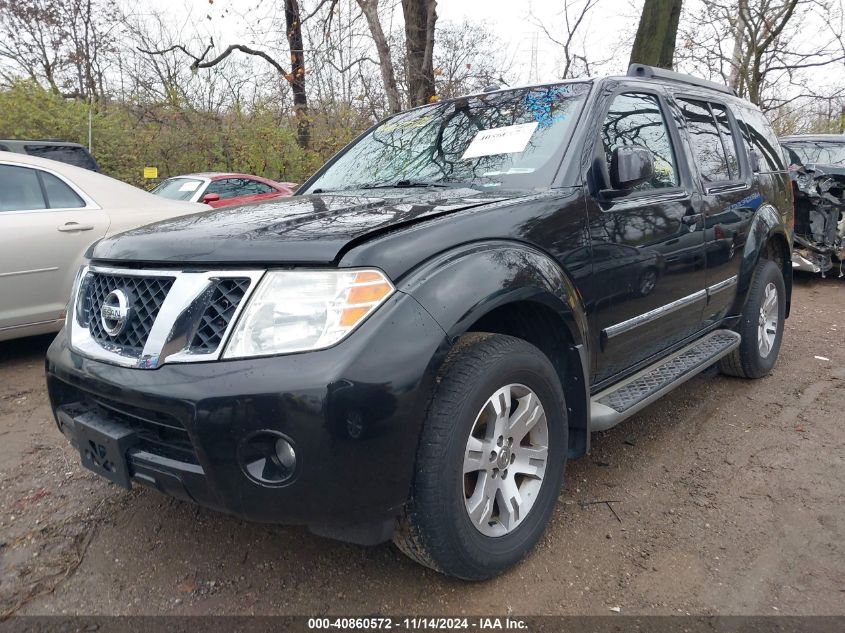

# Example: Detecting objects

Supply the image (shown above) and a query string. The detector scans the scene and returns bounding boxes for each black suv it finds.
[46,65,793,580]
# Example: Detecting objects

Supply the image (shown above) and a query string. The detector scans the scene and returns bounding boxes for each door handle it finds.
[681,213,703,231]
[57,222,95,232]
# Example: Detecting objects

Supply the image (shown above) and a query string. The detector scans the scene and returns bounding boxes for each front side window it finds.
[206,179,246,200]
[0,165,47,211]
[678,99,731,183]
[306,83,590,193]
[600,92,679,190]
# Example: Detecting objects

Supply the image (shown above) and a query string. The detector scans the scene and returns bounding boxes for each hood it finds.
[91,188,519,264]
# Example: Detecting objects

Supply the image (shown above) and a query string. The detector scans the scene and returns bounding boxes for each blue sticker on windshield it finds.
[525,87,573,129]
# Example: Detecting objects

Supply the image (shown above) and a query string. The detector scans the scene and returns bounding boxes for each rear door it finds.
[672,96,757,324]
[0,164,108,329]
[584,89,707,385]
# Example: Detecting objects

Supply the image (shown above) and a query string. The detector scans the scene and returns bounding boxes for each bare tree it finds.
[0,0,117,98]
[677,0,844,114]
[402,0,437,106]
[530,0,602,78]
[140,0,312,148]
[357,0,402,113]
[629,0,683,69]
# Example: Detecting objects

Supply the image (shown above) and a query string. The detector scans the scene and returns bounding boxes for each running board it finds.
[590,329,741,432]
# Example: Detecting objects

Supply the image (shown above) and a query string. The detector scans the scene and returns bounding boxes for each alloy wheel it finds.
[462,384,549,537]
[758,282,779,358]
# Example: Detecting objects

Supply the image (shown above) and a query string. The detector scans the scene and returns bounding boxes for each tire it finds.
[719,258,786,378]
[393,333,567,580]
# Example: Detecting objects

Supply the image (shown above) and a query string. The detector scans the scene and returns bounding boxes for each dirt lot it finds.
[1,274,843,617]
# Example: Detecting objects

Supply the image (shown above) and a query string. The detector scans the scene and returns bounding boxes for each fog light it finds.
[275,437,297,470]
[238,432,298,485]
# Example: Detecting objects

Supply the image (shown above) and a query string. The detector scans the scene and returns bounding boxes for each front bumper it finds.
[46,291,448,544]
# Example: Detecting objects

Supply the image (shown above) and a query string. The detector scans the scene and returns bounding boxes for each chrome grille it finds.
[71,266,265,369]
[189,278,251,354]
[82,273,175,354]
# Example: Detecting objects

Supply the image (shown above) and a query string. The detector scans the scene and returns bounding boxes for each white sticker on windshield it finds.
[461,121,539,160]
[178,181,201,192]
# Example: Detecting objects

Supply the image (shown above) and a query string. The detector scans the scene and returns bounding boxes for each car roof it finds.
[0,150,203,212]
[780,134,845,143]
[176,172,268,180]
[0,139,89,149]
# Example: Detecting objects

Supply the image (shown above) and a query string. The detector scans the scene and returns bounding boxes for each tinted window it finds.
[240,179,275,194]
[678,99,730,182]
[711,103,741,178]
[205,179,244,199]
[0,144,9,151]
[0,165,47,211]
[736,107,785,172]
[600,92,679,190]
[24,145,98,171]
[41,172,85,208]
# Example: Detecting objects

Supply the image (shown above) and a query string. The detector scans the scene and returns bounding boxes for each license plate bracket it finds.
[74,412,137,489]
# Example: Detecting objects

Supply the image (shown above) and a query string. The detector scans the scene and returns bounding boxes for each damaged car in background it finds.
[780,134,845,276]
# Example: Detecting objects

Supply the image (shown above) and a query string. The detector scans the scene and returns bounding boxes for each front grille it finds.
[87,395,199,464]
[81,273,175,354]
[189,278,251,353]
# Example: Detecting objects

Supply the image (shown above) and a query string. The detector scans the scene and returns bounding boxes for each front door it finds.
[583,91,707,385]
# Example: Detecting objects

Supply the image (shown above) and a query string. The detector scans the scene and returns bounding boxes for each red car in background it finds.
[151,172,296,208]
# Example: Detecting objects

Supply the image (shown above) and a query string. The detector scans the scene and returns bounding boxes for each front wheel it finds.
[719,258,786,378]
[393,333,567,580]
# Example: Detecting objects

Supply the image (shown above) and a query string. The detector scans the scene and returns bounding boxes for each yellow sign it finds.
[143,167,158,179]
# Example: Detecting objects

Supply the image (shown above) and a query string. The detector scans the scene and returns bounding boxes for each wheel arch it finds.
[736,204,793,317]
[400,240,591,459]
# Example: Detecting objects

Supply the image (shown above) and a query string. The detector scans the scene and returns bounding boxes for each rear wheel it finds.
[719,258,786,378]
[393,333,567,580]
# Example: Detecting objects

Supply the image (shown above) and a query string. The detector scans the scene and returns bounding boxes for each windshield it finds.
[305,83,590,193]
[783,141,845,167]
[151,178,204,201]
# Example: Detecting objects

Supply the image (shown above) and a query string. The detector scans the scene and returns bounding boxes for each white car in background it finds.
[0,152,209,342]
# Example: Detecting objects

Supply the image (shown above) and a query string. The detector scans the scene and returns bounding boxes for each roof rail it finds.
[627,64,736,96]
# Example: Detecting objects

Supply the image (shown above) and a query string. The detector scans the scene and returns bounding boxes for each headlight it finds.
[223,269,394,358]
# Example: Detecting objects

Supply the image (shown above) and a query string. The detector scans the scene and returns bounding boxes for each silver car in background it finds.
[0,152,209,341]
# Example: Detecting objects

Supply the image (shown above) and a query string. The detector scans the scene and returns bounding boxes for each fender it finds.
[398,239,592,457]
[732,202,793,316]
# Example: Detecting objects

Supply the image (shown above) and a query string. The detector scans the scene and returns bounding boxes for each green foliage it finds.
[0,80,335,187]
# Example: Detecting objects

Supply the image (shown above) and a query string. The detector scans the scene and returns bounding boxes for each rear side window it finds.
[600,92,679,190]
[736,107,784,172]
[240,179,275,194]
[0,165,47,211]
[0,144,9,151]
[24,145,98,171]
[41,172,85,208]
[710,103,741,178]
[678,99,735,183]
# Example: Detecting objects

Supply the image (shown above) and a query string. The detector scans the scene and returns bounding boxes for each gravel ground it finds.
[0,273,843,617]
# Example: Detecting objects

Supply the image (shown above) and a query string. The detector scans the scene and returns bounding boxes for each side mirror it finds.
[609,145,655,191]
[202,193,221,203]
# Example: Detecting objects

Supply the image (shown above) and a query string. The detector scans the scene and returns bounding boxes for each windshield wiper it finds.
[360,179,454,189]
